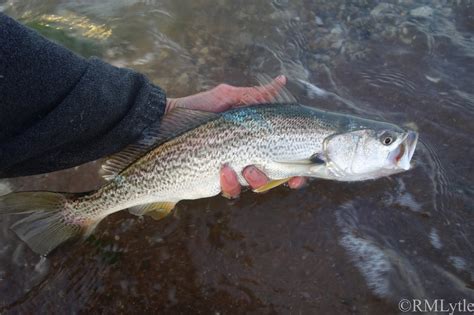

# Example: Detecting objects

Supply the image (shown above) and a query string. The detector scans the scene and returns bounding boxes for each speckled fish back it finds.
[74,104,341,218]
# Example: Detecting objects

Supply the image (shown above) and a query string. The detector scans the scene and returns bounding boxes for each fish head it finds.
[322,127,418,181]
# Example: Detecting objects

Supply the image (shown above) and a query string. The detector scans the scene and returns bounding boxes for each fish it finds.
[0,88,418,256]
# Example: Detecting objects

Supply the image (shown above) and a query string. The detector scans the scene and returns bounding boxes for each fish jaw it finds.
[390,131,418,170]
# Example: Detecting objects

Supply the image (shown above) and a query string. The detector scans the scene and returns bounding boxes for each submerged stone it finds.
[410,6,434,18]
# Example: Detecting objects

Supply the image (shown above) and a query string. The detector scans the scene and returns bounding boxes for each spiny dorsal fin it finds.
[255,74,297,104]
[101,108,218,180]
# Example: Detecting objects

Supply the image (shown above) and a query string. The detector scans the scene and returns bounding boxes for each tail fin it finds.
[0,191,83,255]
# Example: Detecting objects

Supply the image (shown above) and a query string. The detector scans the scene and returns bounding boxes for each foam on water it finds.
[448,256,468,272]
[339,231,392,297]
[429,228,443,250]
[336,202,427,301]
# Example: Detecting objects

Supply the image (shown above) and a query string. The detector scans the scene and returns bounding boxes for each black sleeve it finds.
[0,13,166,178]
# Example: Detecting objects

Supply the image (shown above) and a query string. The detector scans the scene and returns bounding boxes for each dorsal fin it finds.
[101,108,218,180]
[255,74,297,104]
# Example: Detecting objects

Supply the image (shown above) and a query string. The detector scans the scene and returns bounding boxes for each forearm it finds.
[0,13,166,178]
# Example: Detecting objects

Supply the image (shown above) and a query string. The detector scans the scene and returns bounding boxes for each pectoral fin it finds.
[253,178,291,193]
[128,202,176,220]
[270,155,327,177]
[275,153,326,165]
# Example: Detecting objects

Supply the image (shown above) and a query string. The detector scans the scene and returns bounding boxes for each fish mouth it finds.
[390,131,418,170]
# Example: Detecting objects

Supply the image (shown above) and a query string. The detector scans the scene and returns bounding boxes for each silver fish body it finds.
[0,104,418,255]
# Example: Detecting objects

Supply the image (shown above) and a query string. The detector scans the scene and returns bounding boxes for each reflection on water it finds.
[1,0,473,313]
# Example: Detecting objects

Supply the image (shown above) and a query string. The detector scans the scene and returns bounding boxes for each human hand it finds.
[166,75,287,113]
[165,75,306,198]
[220,165,307,199]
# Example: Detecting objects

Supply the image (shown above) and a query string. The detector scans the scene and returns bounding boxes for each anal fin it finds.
[128,202,176,221]
[253,178,291,193]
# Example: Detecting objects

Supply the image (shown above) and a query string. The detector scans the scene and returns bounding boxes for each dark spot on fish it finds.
[310,153,325,164]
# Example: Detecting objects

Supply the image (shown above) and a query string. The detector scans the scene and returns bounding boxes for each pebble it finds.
[370,3,394,17]
[314,16,324,26]
[410,6,434,18]
[200,47,209,55]
[330,25,343,35]
[176,73,189,86]
[331,39,343,49]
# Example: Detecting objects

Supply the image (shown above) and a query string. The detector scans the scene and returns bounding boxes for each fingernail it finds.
[242,167,256,181]
[243,166,268,189]
[220,166,241,198]
[221,169,233,185]
[275,75,286,84]
[288,177,306,189]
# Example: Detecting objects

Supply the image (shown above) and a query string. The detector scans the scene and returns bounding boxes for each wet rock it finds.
[272,0,289,9]
[370,3,394,17]
[314,16,324,26]
[197,57,206,66]
[399,36,412,45]
[308,61,319,71]
[330,25,343,35]
[200,47,209,55]
[176,73,189,87]
[383,25,398,39]
[410,6,434,18]
[331,39,343,50]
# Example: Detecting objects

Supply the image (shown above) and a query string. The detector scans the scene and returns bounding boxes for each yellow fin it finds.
[147,202,176,221]
[253,178,291,193]
[128,201,176,220]
[147,209,171,220]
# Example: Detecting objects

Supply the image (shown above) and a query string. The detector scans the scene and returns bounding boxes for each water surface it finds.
[1,0,473,313]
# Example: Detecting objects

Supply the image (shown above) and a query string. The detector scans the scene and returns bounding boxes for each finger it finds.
[234,75,287,107]
[220,165,241,199]
[165,98,178,114]
[288,177,307,189]
[166,84,236,113]
[242,165,270,189]
[255,75,287,102]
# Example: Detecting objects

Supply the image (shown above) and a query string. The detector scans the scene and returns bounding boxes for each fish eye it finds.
[379,132,396,146]
[383,137,393,145]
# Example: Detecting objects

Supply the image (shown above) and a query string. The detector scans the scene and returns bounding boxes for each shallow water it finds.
[1,0,473,313]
